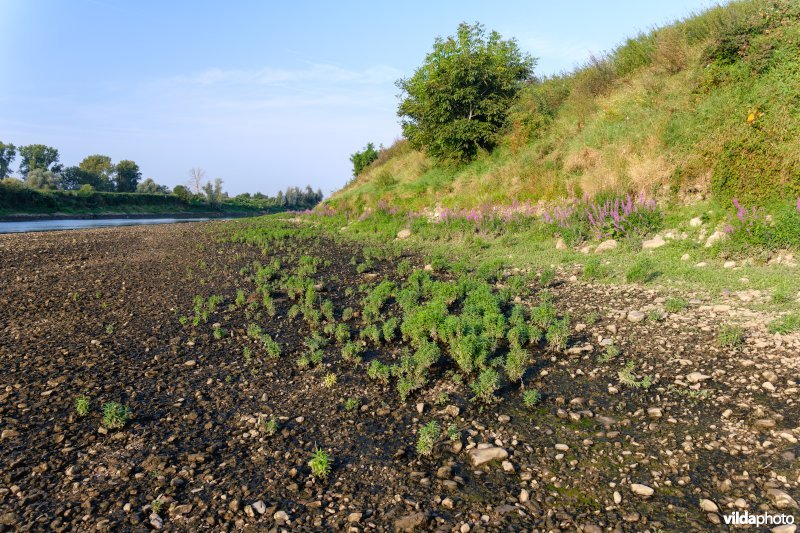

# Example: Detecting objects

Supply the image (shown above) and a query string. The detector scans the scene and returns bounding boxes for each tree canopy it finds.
[350,142,379,176]
[0,142,16,178]
[19,144,61,175]
[397,23,535,163]
[115,160,142,192]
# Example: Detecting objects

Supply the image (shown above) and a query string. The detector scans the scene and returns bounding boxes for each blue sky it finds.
[0,0,718,195]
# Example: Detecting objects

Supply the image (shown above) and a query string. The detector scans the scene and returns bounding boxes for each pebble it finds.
[467,447,508,466]
[519,489,529,503]
[699,499,719,513]
[595,239,618,253]
[252,500,266,515]
[613,491,622,504]
[686,372,710,383]
[631,484,654,498]
[647,407,663,419]
[149,513,163,529]
[348,512,362,523]
[274,510,289,523]
[627,310,645,322]
[498,414,510,423]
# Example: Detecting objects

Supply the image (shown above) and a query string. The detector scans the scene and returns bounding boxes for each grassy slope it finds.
[329,0,800,212]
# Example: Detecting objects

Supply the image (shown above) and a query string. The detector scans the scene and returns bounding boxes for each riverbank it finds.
[0,210,262,223]
[1,218,797,530]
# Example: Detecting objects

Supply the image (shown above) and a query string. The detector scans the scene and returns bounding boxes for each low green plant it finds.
[151,499,163,515]
[367,360,391,383]
[768,313,800,335]
[446,423,460,441]
[416,421,440,456]
[344,397,361,411]
[647,309,663,322]
[598,344,620,363]
[102,402,131,429]
[323,373,337,388]
[522,389,541,408]
[470,368,499,404]
[664,297,687,313]
[617,361,652,389]
[625,257,657,283]
[213,325,227,340]
[75,395,90,417]
[342,341,365,362]
[545,315,570,351]
[309,448,332,479]
[260,415,278,436]
[717,324,745,347]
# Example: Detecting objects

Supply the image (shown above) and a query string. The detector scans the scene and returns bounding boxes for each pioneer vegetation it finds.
[1,1,799,531]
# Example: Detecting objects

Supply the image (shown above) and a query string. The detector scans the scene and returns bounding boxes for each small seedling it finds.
[664,297,686,313]
[258,414,278,436]
[309,448,332,479]
[416,421,440,456]
[597,344,620,363]
[102,402,131,429]
[522,389,541,408]
[617,361,652,389]
[647,309,663,322]
[323,373,337,388]
[75,396,90,417]
[446,423,460,441]
[151,499,163,515]
[344,397,361,411]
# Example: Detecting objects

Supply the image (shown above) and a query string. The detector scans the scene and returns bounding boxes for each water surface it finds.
[0,217,216,234]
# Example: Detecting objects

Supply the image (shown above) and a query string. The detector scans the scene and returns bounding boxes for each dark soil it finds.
[0,221,798,531]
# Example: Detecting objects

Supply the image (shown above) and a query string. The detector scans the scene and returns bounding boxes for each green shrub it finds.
[664,297,687,313]
[522,389,541,408]
[309,448,332,479]
[768,313,800,335]
[75,395,90,417]
[470,368,499,404]
[717,324,745,347]
[416,421,441,456]
[102,402,131,429]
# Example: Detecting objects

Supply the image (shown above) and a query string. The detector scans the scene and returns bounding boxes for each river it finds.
[0,217,218,234]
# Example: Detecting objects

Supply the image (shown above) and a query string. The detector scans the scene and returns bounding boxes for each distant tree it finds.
[136,177,169,194]
[188,167,206,194]
[115,160,142,192]
[397,22,535,162]
[25,168,60,190]
[79,154,115,191]
[172,184,192,202]
[0,142,16,178]
[203,178,224,207]
[19,144,60,175]
[350,142,379,176]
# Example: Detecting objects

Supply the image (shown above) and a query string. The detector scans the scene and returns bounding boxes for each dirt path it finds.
[0,222,798,531]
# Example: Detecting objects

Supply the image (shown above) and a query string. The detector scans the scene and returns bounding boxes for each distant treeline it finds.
[0,140,324,214]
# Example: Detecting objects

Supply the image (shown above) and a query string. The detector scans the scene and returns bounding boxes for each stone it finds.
[681,253,690,261]
[498,414,510,423]
[556,238,568,250]
[767,489,799,510]
[642,235,666,250]
[184,359,196,366]
[149,513,163,530]
[394,512,429,531]
[347,512,362,523]
[631,484,654,498]
[686,372,711,383]
[689,217,703,227]
[627,310,645,323]
[771,525,797,533]
[595,239,618,253]
[705,230,728,248]
[519,489,529,503]
[441,497,454,509]
[723,261,736,269]
[416,402,425,414]
[700,499,719,513]
[396,229,412,240]
[467,447,508,466]
[613,491,622,504]
[252,501,266,515]
[274,510,289,523]
[1,430,19,439]
[555,443,569,451]
[647,407,663,419]
[442,405,460,417]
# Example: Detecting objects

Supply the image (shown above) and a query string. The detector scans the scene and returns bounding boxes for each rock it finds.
[690,217,703,227]
[700,499,719,513]
[467,447,508,466]
[695,262,708,267]
[763,381,776,392]
[556,238,568,250]
[1,429,19,439]
[705,231,728,248]
[772,525,797,533]
[596,416,617,428]
[416,402,425,414]
[394,512,429,531]
[501,460,515,472]
[436,465,452,479]
[519,489,529,503]
[555,443,569,451]
[627,310,645,323]
[595,239,618,253]
[754,419,777,430]
[184,359,196,366]
[767,488,799,510]
[252,500,266,515]
[613,491,622,504]
[681,253,690,261]
[149,513,163,529]
[274,510,289,523]
[686,372,710,383]
[442,405,460,417]
[441,497,454,509]
[0,513,18,526]
[583,525,602,533]
[642,235,666,250]
[631,484,654,498]
[347,512,362,523]
[723,261,736,269]
[498,414,510,423]
[396,229,412,240]
[647,407,663,419]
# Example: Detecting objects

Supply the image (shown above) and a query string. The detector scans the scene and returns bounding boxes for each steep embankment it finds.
[329,0,800,212]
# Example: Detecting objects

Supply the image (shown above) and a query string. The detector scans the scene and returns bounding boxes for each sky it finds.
[0,0,719,196]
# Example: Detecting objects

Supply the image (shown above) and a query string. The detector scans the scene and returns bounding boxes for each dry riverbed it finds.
[0,222,798,531]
